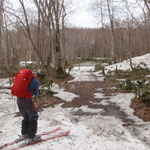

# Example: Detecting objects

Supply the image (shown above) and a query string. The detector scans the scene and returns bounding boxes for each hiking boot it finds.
[25,137,32,144]
[18,134,28,140]
[22,134,28,140]
[25,135,41,144]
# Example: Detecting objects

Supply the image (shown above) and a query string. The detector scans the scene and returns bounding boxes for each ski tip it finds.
[57,127,61,130]
[66,130,70,135]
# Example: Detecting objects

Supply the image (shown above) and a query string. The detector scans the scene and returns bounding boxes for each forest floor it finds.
[1,61,149,122]
[38,69,150,122]
[1,60,150,149]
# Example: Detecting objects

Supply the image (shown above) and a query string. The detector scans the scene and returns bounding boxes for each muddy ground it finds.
[38,77,150,122]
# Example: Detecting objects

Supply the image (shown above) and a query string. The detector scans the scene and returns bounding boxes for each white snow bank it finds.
[99,53,150,74]
[19,61,37,67]
[0,78,11,88]
[51,83,79,102]
[69,69,104,82]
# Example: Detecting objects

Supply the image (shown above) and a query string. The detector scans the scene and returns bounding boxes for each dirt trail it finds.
[59,65,150,148]
[62,79,134,123]
[39,62,150,148]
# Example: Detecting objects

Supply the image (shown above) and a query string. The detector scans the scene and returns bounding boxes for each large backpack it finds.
[11,69,34,98]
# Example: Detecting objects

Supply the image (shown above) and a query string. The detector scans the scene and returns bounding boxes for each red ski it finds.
[11,130,70,150]
[0,127,61,149]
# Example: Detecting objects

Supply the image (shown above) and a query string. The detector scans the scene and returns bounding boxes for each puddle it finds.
[101,102,134,123]
[73,109,97,116]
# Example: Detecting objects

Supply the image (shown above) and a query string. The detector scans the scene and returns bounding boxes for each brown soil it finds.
[131,98,150,121]
[35,72,150,121]
[36,78,117,110]
[36,77,148,122]
[61,79,117,108]
[35,95,64,111]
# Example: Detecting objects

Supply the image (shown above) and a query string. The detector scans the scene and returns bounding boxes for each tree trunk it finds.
[106,0,119,61]
[0,0,4,64]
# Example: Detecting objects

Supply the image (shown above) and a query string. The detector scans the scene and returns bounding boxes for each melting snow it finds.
[0,54,150,149]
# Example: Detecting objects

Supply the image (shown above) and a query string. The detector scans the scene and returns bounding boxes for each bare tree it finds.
[18,0,44,66]
[91,0,110,58]
[106,0,119,61]
[143,0,150,13]
[0,0,4,64]
[33,0,68,73]
[1,0,150,73]
[61,4,67,69]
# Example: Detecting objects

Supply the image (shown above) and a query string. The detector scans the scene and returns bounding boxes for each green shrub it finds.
[94,64,104,71]
[40,80,57,96]
[117,79,136,92]
[133,79,150,102]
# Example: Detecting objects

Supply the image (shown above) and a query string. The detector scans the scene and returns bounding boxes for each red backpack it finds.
[11,69,34,98]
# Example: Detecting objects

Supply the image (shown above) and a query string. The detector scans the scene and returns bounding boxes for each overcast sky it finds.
[67,0,98,28]
[67,0,144,28]
[9,0,98,28]
[9,0,143,29]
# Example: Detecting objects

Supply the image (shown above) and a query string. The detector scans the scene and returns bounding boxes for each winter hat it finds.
[36,70,45,79]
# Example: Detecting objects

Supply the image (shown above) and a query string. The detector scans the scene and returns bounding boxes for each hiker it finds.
[16,70,45,143]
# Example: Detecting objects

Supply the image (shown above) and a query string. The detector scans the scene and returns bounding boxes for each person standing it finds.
[17,70,45,143]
